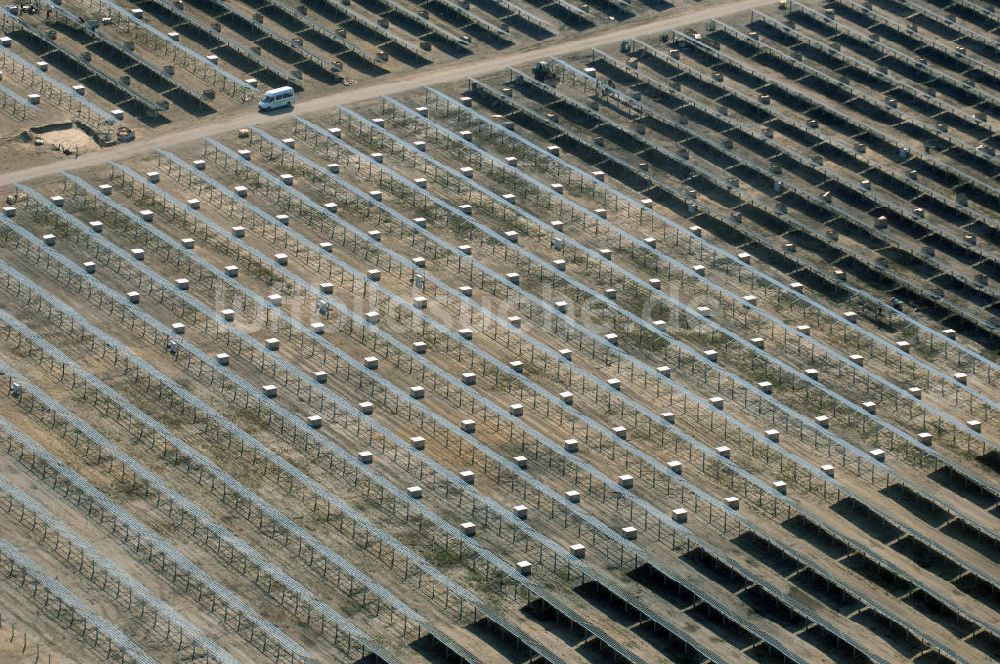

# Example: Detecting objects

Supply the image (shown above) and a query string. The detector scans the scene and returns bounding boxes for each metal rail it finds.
[45,0,206,107]
[234,125,894,664]
[317,103,999,637]
[8,187,644,664]
[0,41,120,125]
[746,9,1000,214]
[743,9,1000,198]
[3,203,395,661]
[178,133,761,532]
[125,145,720,664]
[47,170,648,663]
[13,135,976,664]
[324,100,996,588]
[2,244,487,664]
[94,0,255,102]
[550,57,1000,429]
[281,104,897,512]
[1,233,553,664]
[136,0,304,88]
[0,299,397,664]
[206,130,765,543]
[242,115,994,660]
[337,98,1000,631]
[0,82,34,120]
[1,312,414,664]
[358,87,1000,564]
[2,7,165,114]
[424,84,1000,379]
[785,0,1000,150]
[829,0,1000,90]
[0,362,318,664]
[381,78,1000,524]
[0,470,240,664]
[0,539,156,664]
[410,79,1000,578]
[64,163,704,660]
[159,139,752,663]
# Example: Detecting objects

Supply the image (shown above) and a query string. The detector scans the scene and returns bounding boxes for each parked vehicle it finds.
[258,86,294,112]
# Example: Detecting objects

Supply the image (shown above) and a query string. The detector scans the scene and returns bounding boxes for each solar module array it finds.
[0,0,665,138]
[0,0,997,663]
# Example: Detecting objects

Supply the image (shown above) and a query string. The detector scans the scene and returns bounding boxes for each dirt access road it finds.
[0,0,773,189]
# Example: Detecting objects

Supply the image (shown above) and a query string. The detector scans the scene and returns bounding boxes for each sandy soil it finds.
[0,593,79,664]
[0,1,996,663]
[3,131,992,664]
[33,127,98,153]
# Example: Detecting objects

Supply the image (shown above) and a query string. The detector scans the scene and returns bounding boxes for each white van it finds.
[259,86,295,112]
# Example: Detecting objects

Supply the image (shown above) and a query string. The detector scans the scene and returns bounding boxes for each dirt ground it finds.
[0,587,79,663]
[0,127,98,167]
[2,121,991,663]
[0,0,996,663]
[32,127,98,154]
